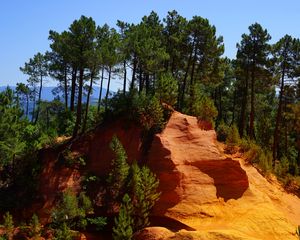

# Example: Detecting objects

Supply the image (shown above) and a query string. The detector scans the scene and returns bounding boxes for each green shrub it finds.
[82,174,98,191]
[239,138,262,162]
[51,189,93,230]
[226,124,240,146]
[184,83,218,126]
[133,93,164,131]
[275,156,290,177]
[107,136,130,202]
[51,189,79,228]
[29,214,41,240]
[62,149,86,168]
[87,217,107,231]
[78,192,93,214]
[155,72,178,106]
[53,222,73,240]
[2,212,14,240]
[113,194,134,240]
[130,162,160,231]
[257,150,273,173]
[216,121,230,142]
[106,91,164,132]
[57,110,76,136]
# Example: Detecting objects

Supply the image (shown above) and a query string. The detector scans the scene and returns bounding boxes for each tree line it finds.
[11,10,300,175]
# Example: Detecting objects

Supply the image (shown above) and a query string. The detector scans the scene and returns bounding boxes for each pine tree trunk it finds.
[83,72,94,133]
[73,68,84,137]
[239,66,249,137]
[97,67,104,112]
[232,90,236,126]
[179,41,195,110]
[123,60,127,95]
[190,49,197,88]
[218,86,222,121]
[64,65,68,109]
[139,67,143,93]
[70,66,77,112]
[249,63,255,139]
[105,66,112,113]
[145,73,150,94]
[34,75,43,124]
[130,55,137,91]
[26,94,29,117]
[31,88,36,123]
[273,66,285,164]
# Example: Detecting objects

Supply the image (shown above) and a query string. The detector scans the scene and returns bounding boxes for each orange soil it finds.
[146,111,300,240]
[31,111,300,239]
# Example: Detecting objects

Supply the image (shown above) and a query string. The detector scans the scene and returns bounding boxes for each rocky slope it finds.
[34,111,300,239]
[141,111,300,240]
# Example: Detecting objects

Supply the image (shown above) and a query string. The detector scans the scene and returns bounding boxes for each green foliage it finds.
[107,91,164,132]
[184,84,218,125]
[226,124,240,146]
[87,217,107,231]
[51,189,93,230]
[239,138,262,162]
[257,150,273,173]
[62,149,87,168]
[155,72,178,106]
[82,174,98,191]
[0,88,27,167]
[78,191,93,215]
[3,212,14,240]
[130,162,160,231]
[29,214,41,240]
[22,124,47,152]
[275,156,290,177]
[51,189,79,227]
[57,110,76,136]
[113,194,134,240]
[53,222,73,240]
[134,93,164,131]
[108,140,160,236]
[107,136,130,201]
[216,121,230,142]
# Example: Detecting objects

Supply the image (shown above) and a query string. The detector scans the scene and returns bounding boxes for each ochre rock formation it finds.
[145,111,300,240]
[34,111,300,239]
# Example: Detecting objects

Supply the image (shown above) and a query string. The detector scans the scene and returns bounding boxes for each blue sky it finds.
[1,0,300,90]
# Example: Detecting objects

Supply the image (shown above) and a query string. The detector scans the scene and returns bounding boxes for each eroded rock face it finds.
[32,111,300,239]
[148,112,249,216]
[147,111,300,240]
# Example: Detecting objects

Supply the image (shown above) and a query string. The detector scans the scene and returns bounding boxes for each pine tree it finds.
[3,212,14,240]
[107,136,130,202]
[130,162,160,231]
[68,16,97,137]
[20,52,49,124]
[272,36,300,163]
[236,23,272,139]
[54,222,72,240]
[29,214,42,240]
[155,72,178,106]
[112,194,133,240]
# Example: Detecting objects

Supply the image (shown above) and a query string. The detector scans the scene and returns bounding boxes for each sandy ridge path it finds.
[148,111,300,240]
